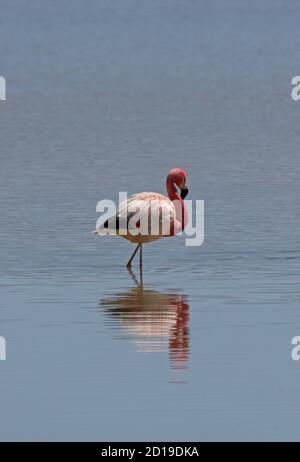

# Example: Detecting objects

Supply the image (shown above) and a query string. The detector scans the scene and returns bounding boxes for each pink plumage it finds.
[93,168,189,270]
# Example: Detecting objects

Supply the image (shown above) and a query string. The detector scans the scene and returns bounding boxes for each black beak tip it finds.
[180,188,189,199]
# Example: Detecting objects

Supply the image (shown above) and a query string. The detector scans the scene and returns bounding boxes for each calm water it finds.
[1,0,300,441]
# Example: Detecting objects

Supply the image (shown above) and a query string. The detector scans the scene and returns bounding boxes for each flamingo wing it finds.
[94,192,176,241]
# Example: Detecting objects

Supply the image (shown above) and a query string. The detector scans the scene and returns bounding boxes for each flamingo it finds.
[93,167,188,270]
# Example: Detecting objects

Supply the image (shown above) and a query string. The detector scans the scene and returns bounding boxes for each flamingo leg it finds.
[139,244,143,286]
[139,243,143,270]
[126,243,140,269]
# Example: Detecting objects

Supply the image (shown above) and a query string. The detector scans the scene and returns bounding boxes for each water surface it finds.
[0,0,300,441]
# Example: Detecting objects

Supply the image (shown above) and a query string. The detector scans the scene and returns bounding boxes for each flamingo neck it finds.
[166,178,188,232]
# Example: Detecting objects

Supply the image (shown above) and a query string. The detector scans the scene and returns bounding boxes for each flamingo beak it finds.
[180,184,189,199]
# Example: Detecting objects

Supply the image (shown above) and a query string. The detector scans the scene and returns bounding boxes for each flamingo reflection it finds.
[99,277,189,371]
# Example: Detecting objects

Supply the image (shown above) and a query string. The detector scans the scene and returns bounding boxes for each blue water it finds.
[1,0,300,441]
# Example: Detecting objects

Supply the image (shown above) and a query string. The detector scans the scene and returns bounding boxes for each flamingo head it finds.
[167,168,189,199]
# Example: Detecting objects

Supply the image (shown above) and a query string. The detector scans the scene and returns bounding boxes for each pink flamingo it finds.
[93,167,188,270]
